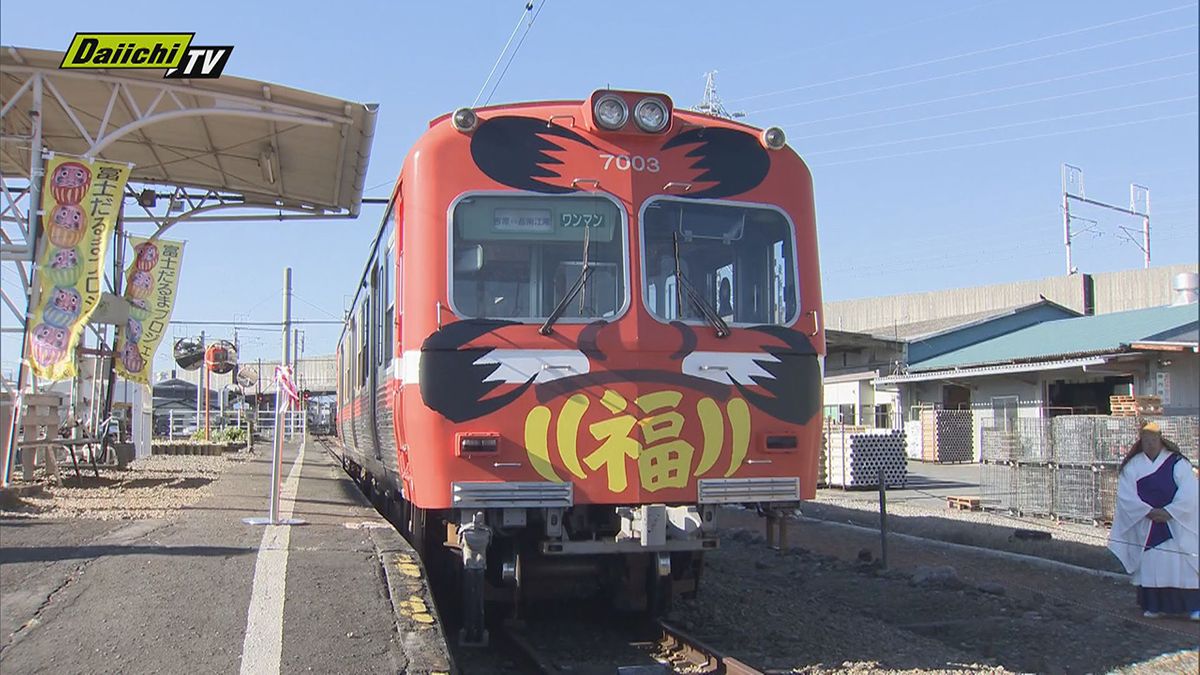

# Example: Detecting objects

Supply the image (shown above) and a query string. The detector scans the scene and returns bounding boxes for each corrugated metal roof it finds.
[878,355,1116,384]
[863,299,1079,341]
[910,303,1199,371]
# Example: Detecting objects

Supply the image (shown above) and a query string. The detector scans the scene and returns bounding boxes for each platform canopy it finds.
[1,45,379,216]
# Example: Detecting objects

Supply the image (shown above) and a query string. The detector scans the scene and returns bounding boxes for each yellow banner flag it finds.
[27,154,131,381]
[114,236,185,384]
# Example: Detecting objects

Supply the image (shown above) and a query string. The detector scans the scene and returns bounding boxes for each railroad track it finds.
[322,438,761,674]
[499,618,763,674]
[655,620,761,674]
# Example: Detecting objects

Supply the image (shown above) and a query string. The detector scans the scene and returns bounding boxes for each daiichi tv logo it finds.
[60,33,233,79]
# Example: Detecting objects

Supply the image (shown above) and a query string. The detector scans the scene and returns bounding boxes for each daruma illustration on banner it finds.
[48,161,91,204]
[26,154,131,381]
[114,236,185,385]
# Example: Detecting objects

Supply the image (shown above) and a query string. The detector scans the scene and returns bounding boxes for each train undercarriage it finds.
[333,450,800,647]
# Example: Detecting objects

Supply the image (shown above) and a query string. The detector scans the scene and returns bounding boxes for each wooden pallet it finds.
[1110,395,1162,417]
[946,495,981,511]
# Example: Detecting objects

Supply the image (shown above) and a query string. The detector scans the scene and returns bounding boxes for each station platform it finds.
[0,440,452,674]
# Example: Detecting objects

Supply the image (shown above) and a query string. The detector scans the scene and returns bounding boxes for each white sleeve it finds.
[1108,462,1151,574]
[1165,457,1199,576]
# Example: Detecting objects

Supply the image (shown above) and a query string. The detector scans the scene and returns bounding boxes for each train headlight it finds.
[761,126,787,150]
[593,94,628,130]
[633,97,669,133]
[452,107,478,133]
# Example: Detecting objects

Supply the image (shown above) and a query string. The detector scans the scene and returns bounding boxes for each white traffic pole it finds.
[246,267,299,527]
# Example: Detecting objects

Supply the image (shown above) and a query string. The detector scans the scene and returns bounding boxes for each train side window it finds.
[373,262,384,368]
[346,319,356,395]
[384,248,396,364]
[358,301,368,387]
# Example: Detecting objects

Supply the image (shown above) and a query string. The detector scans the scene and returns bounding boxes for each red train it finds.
[334,89,824,642]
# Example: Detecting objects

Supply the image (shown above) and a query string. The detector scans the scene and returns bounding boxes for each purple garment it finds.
[1136,453,1182,550]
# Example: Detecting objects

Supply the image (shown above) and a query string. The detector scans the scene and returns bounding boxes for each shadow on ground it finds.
[0,543,254,564]
[799,498,1124,572]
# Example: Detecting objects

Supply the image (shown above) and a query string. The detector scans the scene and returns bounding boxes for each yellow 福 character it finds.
[635,391,695,492]
[584,390,641,492]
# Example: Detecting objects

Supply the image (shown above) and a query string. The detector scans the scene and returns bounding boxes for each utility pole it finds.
[1062,166,1074,275]
[1060,163,1151,273]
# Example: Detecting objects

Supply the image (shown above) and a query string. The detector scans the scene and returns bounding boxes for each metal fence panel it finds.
[1015,463,1054,515]
[980,462,1017,511]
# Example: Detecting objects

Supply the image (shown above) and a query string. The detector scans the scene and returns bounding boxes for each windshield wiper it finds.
[673,232,730,338]
[540,227,593,335]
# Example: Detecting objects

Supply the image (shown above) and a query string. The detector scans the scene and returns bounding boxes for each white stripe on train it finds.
[391,349,780,387]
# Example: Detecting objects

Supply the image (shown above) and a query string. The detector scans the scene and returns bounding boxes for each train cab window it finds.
[450,195,626,320]
[641,199,798,326]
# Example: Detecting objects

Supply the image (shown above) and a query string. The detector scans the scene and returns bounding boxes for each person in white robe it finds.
[1108,421,1199,620]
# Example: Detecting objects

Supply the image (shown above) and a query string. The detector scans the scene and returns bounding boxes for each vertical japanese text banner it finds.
[27,155,131,381]
[115,236,185,384]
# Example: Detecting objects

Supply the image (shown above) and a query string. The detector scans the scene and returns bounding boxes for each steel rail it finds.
[656,619,763,675]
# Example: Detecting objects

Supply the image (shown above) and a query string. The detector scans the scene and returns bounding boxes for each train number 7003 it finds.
[599,154,660,173]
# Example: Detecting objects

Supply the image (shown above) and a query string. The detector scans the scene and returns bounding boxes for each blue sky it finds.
[2,0,1197,377]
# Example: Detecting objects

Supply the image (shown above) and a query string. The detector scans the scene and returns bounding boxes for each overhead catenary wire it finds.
[482,0,550,107]
[789,71,1197,142]
[289,293,341,320]
[747,23,1198,116]
[725,0,1006,74]
[471,2,534,107]
[777,51,1199,129]
[810,110,1198,168]
[804,95,1198,157]
[730,1,1198,104]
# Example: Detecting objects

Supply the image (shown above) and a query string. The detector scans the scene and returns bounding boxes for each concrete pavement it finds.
[0,440,451,674]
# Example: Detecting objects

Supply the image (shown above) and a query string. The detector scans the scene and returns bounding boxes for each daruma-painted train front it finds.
[335,89,823,633]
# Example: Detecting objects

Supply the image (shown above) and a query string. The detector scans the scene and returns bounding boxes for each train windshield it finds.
[451,195,626,320]
[641,199,798,326]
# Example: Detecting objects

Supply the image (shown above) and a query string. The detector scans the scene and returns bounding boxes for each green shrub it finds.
[213,426,247,443]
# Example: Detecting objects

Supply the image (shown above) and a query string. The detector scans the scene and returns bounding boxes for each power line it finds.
[776,51,1198,129]
[731,2,1197,104]
[810,110,1198,168]
[472,2,533,107]
[363,178,395,196]
[724,0,1006,74]
[480,0,549,106]
[805,95,1197,157]
[790,71,1196,142]
[747,23,1197,116]
[290,292,341,320]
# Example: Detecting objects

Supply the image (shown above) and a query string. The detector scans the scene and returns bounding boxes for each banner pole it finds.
[3,74,44,487]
